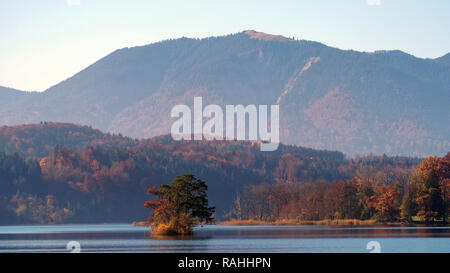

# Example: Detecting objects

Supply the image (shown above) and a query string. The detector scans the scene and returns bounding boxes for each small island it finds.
[143,174,215,235]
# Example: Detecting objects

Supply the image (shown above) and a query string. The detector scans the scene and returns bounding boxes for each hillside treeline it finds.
[227,154,449,223]
[0,123,430,224]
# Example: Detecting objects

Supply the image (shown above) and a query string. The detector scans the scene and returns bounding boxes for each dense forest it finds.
[226,154,449,224]
[1,123,445,225]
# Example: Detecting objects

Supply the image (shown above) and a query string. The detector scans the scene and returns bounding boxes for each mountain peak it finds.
[243,30,291,42]
[435,52,450,66]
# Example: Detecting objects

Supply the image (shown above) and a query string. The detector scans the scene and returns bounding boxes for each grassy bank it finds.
[136,219,448,227]
[218,219,380,226]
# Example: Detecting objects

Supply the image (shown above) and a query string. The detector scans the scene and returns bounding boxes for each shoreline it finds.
[132,221,151,227]
[135,219,448,227]
[216,219,445,226]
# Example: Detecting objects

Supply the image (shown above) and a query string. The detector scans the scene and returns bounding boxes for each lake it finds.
[0,224,448,253]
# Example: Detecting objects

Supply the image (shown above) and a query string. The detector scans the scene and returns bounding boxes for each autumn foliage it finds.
[0,123,446,225]
[227,154,449,224]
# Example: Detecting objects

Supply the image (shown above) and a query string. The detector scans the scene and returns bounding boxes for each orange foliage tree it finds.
[411,155,447,222]
[368,185,401,222]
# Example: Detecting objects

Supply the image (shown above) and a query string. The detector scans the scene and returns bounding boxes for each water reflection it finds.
[0,224,449,253]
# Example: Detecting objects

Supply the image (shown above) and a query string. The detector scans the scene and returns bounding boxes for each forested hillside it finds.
[0,122,138,157]
[0,123,425,224]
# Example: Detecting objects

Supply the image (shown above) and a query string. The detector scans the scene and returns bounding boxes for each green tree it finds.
[401,182,418,222]
[336,180,361,219]
[145,174,215,235]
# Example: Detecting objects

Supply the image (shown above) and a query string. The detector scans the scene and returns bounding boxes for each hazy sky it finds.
[1,0,449,91]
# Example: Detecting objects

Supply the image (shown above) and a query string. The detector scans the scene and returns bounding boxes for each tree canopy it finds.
[145,174,215,234]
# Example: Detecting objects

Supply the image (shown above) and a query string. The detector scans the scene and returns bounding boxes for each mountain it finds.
[0,123,421,224]
[435,53,450,67]
[0,30,449,156]
[0,86,28,107]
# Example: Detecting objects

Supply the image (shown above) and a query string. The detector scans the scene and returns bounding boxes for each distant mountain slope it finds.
[0,31,449,156]
[0,86,28,107]
[435,53,450,67]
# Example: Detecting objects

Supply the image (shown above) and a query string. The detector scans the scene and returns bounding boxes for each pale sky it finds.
[0,0,449,91]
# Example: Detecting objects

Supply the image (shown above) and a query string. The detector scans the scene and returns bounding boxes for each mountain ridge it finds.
[1,30,449,157]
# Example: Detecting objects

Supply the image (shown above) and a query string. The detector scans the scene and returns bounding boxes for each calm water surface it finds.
[0,224,448,253]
